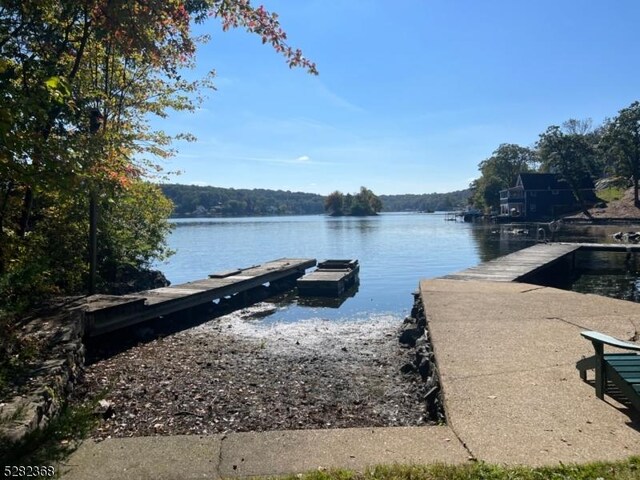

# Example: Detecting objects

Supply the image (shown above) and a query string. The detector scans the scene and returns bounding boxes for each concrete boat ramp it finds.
[62,243,640,478]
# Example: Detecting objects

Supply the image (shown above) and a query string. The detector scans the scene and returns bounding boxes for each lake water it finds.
[156,213,632,323]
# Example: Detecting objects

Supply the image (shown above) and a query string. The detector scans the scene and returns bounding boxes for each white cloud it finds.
[295,155,311,163]
[315,81,366,114]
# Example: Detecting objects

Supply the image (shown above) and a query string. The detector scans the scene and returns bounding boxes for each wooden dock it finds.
[443,243,640,283]
[297,259,359,296]
[84,258,316,336]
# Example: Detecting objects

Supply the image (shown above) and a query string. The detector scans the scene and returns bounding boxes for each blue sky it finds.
[159,0,640,195]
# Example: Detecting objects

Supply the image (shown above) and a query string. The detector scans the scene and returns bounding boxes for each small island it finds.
[324,186,383,216]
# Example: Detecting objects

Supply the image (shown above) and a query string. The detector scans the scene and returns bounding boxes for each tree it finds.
[325,190,345,216]
[601,101,640,207]
[537,124,598,218]
[352,186,382,215]
[0,1,317,303]
[471,175,504,212]
[471,144,538,211]
[324,187,382,216]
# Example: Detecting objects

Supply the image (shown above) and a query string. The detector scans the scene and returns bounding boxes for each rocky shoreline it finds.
[1,285,444,452]
[77,294,441,439]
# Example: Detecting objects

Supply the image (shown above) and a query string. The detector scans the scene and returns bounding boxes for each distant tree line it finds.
[379,190,471,212]
[160,184,325,216]
[470,100,640,215]
[162,184,473,217]
[324,187,383,216]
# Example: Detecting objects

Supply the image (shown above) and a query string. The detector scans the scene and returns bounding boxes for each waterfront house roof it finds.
[516,173,594,191]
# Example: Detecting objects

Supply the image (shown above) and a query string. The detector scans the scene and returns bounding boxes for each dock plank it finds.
[445,242,640,283]
[86,258,316,336]
[445,243,581,282]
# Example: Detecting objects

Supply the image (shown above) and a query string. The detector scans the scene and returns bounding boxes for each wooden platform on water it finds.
[84,258,316,336]
[442,242,640,283]
[297,259,359,296]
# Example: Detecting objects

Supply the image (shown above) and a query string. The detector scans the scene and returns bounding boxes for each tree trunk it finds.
[0,182,12,275]
[88,191,98,294]
[18,187,33,238]
[0,181,13,234]
[634,177,639,208]
[573,186,592,219]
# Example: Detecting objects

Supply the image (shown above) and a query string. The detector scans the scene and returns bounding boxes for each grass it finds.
[597,186,626,203]
[1,407,638,479]
[278,459,640,480]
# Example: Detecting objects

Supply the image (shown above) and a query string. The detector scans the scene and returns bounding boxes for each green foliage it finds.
[275,457,640,480]
[537,124,599,216]
[601,101,640,206]
[379,190,472,212]
[161,183,325,216]
[324,187,382,216]
[325,190,345,216]
[0,180,173,308]
[98,182,174,283]
[0,1,317,313]
[597,186,625,203]
[162,184,472,216]
[471,144,538,212]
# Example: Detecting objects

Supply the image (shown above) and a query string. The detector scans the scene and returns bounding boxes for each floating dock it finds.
[84,258,316,336]
[297,259,359,296]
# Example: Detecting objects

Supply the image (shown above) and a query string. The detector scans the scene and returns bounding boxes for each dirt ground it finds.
[571,187,640,219]
[79,303,429,439]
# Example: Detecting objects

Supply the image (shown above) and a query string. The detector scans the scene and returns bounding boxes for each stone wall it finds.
[398,292,446,423]
[0,307,86,448]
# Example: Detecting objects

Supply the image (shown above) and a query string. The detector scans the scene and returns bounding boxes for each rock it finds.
[96,400,115,419]
[399,327,422,347]
[595,176,629,190]
[104,266,170,295]
[400,362,416,374]
[414,335,428,351]
[418,358,431,379]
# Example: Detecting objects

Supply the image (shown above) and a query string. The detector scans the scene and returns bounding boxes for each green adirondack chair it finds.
[577,331,640,412]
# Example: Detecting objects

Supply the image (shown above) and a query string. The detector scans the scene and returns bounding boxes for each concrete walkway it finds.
[60,426,468,479]
[421,279,640,466]
[61,281,640,478]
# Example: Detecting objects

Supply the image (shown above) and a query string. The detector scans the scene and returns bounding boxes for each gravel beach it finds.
[79,301,430,439]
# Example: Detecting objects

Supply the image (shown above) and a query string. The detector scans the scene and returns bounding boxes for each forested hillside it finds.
[379,190,472,212]
[160,184,325,216]
[160,184,471,216]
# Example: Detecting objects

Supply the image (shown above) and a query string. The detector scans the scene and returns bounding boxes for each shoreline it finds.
[78,299,435,439]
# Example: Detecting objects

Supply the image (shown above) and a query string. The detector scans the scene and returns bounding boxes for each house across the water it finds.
[499,173,596,221]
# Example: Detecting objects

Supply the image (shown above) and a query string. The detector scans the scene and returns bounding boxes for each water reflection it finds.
[466,222,640,303]
[469,225,536,263]
[323,216,381,234]
[569,250,640,302]
[468,222,629,264]
[297,283,360,309]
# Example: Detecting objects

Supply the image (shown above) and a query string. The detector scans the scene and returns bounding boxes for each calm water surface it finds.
[156,213,628,323]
